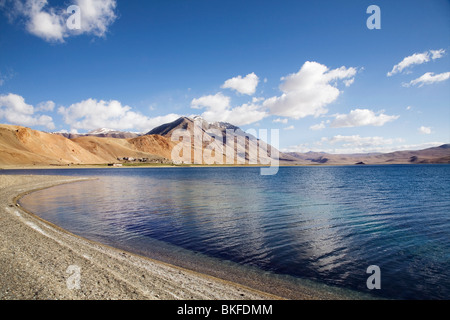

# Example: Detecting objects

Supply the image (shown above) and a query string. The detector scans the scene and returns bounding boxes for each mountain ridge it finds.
[0,121,449,166]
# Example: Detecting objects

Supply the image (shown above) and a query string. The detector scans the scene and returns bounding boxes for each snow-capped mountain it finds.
[87,128,117,135]
[53,128,140,139]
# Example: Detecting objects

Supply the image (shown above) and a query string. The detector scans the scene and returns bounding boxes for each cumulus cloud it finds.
[75,0,117,37]
[191,93,230,112]
[330,108,399,128]
[220,102,267,126]
[2,0,117,42]
[0,93,55,129]
[263,61,357,119]
[403,71,450,87]
[419,126,432,134]
[283,125,295,130]
[221,73,259,95]
[310,121,326,130]
[387,49,446,76]
[58,98,180,133]
[36,100,55,112]
[190,92,267,126]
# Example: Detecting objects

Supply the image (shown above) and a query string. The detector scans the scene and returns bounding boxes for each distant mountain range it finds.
[54,128,140,139]
[284,145,450,165]
[0,117,449,167]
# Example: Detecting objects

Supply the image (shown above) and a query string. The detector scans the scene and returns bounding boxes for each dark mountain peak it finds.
[147,117,192,136]
[147,116,244,137]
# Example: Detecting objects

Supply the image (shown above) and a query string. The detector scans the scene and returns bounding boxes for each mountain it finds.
[285,144,450,165]
[54,128,140,139]
[0,124,172,166]
[0,124,106,165]
[70,135,175,162]
[148,116,282,164]
[1,121,449,167]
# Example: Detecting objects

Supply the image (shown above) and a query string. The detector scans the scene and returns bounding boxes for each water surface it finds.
[11,165,450,299]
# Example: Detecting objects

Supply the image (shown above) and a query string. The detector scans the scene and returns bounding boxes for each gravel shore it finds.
[0,175,281,300]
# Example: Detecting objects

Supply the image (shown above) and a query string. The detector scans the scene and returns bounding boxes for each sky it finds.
[0,0,449,153]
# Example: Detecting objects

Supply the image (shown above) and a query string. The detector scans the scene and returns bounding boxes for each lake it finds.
[8,165,450,299]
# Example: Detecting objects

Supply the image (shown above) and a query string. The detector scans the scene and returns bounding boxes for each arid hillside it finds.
[0,124,173,166]
[286,144,450,165]
[1,123,449,167]
[0,124,106,165]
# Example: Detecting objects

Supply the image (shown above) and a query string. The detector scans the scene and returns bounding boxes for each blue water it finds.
[7,165,450,299]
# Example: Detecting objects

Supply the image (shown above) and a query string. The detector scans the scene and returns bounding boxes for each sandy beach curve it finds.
[0,175,286,300]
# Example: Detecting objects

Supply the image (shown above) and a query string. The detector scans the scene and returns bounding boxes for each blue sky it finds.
[0,0,449,153]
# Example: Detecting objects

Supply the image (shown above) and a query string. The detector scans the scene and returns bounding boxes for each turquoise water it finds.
[11,165,450,299]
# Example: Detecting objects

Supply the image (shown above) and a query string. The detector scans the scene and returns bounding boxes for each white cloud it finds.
[191,92,230,111]
[263,61,357,119]
[221,102,267,126]
[283,140,445,154]
[343,78,354,87]
[387,49,446,76]
[25,0,66,42]
[0,93,55,129]
[36,100,55,112]
[58,98,180,133]
[430,49,445,60]
[419,126,432,134]
[190,92,267,126]
[75,0,117,37]
[272,118,288,124]
[330,108,399,128]
[310,121,326,130]
[403,71,450,87]
[221,73,259,95]
[252,97,264,103]
[284,125,295,130]
[4,0,117,42]
[323,135,398,147]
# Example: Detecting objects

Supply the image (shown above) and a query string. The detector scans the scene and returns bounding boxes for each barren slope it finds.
[71,135,175,161]
[0,125,174,166]
[0,125,105,165]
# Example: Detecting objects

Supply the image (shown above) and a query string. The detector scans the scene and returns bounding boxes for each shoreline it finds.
[0,175,285,300]
[0,174,369,300]
[1,162,448,171]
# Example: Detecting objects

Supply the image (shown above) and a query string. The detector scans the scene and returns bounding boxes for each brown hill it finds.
[286,144,450,165]
[0,124,105,165]
[0,124,174,166]
[71,135,175,162]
